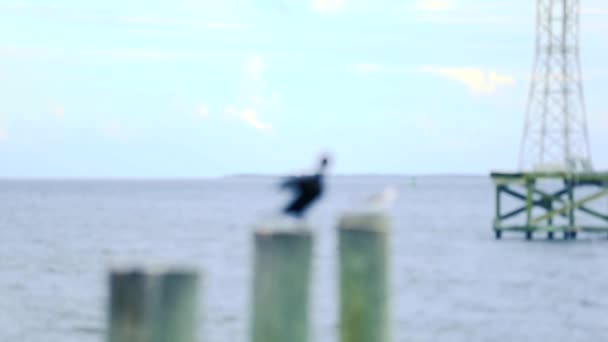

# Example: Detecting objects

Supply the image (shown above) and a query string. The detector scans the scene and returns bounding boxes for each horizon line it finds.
[0,172,497,181]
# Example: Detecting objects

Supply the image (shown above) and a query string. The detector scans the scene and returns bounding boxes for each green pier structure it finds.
[491,0,608,240]
[491,171,608,240]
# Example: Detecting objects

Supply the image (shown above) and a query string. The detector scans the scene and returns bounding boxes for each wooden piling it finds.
[109,269,150,342]
[251,227,313,342]
[108,267,199,342]
[150,270,198,342]
[338,212,390,342]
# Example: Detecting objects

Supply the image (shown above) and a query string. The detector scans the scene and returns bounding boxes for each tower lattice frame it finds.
[519,0,592,172]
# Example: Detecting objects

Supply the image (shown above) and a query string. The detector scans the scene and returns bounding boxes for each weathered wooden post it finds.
[150,269,199,342]
[251,226,313,342]
[109,269,151,342]
[108,266,199,342]
[338,212,390,342]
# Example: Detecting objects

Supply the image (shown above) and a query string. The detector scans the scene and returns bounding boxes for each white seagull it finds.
[360,186,399,213]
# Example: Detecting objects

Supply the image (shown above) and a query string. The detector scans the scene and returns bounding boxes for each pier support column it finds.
[338,212,390,342]
[251,227,313,342]
[108,267,199,342]
[525,177,534,240]
[494,185,503,240]
[547,198,554,240]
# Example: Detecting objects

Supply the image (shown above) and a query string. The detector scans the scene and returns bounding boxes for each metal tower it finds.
[519,0,592,172]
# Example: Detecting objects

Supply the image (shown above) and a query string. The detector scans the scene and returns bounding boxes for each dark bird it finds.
[280,155,330,218]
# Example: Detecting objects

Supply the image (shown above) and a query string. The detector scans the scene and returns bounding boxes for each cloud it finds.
[352,63,516,95]
[123,16,248,31]
[416,14,511,24]
[419,66,516,94]
[99,121,128,139]
[1,46,234,62]
[417,0,452,11]
[250,95,266,106]
[311,0,345,14]
[249,92,282,111]
[355,63,383,73]
[78,48,223,62]
[245,54,264,81]
[0,4,120,26]
[225,107,272,132]
[193,104,210,120]
[224,54,278,132]
[269,91,281,105]
[50,104,65,119]
[351,62,425,75]
[414,2,515,25]
[0,46,51,58]
[0,5,251,32]
[224,106,238,117]
[240,109,272,131]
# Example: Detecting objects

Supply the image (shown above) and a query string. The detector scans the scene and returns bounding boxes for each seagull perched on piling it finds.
[280,155,330,218]
[356,186,399,214]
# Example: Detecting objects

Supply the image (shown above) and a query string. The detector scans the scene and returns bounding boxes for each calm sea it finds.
[1,176,608,342]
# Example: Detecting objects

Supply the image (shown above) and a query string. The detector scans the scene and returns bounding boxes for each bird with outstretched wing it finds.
[280,156,329,218]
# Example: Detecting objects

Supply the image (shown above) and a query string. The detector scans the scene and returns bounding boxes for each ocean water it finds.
[1,176,608,342]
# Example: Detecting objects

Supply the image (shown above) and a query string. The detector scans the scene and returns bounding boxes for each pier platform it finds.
[490,171,608,240]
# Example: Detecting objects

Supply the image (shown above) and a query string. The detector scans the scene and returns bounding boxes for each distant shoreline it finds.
[0,173,491,181]
[226,173,488,178]
[0,173,490,181]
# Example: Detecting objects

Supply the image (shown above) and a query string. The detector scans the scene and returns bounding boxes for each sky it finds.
[0,0,607,177]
